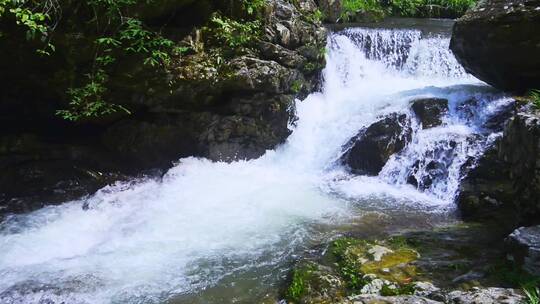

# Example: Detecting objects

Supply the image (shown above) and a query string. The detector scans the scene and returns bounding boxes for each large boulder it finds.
[457,145,515,220]
[457,107,540,223]
[506,226,540,276]
[450,0,540,92]
[342,113,412,175]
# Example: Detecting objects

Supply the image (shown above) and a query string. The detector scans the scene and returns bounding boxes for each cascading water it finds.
[0,22,513,304]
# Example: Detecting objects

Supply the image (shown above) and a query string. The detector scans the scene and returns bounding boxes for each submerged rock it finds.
[342,113,412,175]
[410,98,448,129]
[450,0,540,92]
[505,225,540,276]
[406,139,459,190]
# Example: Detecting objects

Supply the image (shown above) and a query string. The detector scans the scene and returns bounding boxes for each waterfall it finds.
[0,24,512,304]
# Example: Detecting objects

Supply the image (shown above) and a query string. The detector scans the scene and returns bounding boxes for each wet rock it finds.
[406,139,458,190]
[227,56,304,94]
[457,107,540,223]
[456,144,514,220]
[483,101,516,132]
[259,41,306,68]
[451,270,484,284]
[360,276,399,295]
[329,238,420,286]
[349,294,443,304]
[505,225,540,276]
[0,135,129,215]
[412,282,440,298]
[410,98,448,129]
[343,113,412,175]
[446,287,524,304]
[450,0,540,92]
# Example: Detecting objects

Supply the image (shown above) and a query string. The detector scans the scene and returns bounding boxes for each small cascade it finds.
[330,27,512,203]
[340,28,422,68]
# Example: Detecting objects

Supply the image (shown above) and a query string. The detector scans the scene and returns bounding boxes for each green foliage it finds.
[340,0,476,20]
[291,80,303,94]
[390,0,424,16]
[118,18,174,67]
[341,0,387,21]
[208,13,261,51]
[303,8,324,23]
[56,69,131,121]
[0,0,56,54]
[330,238,369,291]
[380,283,415,296]
[523,284,540,304]
[286,263,316,302]
[241,0,265,16]
[529,89,540,109]
[1,0,181,121]
[390,0,476,17]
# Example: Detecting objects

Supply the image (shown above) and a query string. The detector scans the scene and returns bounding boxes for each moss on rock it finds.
[329,237,419,289]
[286,261,347,304]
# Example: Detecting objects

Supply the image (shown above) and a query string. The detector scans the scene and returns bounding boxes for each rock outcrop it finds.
[457,107,540,224]
[342,113,412,175]
[450,0,540,92]
[0,0,327,215]
[446,288,524,304]
[284,232,525,304]
[506,225,540,276]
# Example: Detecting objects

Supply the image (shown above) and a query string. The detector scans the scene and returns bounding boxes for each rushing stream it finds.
[0,20,513,304]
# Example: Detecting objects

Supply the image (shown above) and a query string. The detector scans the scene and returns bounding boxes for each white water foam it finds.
[0,27,511,303]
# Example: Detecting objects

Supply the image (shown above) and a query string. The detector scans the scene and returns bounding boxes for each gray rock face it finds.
[342,113,412,175]
[350,294,443,304]
[410,98,448,129]
[457,107,540,222]
[450,0,540,92]
[348,287,524,304]
[446,287,524,304]
[506,225,540,276]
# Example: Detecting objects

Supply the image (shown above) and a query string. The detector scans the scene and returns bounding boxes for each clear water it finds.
[0,23,512,304]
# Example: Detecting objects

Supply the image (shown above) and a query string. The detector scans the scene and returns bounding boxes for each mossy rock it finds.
[286,260,346,304]
[329,237,420,291]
